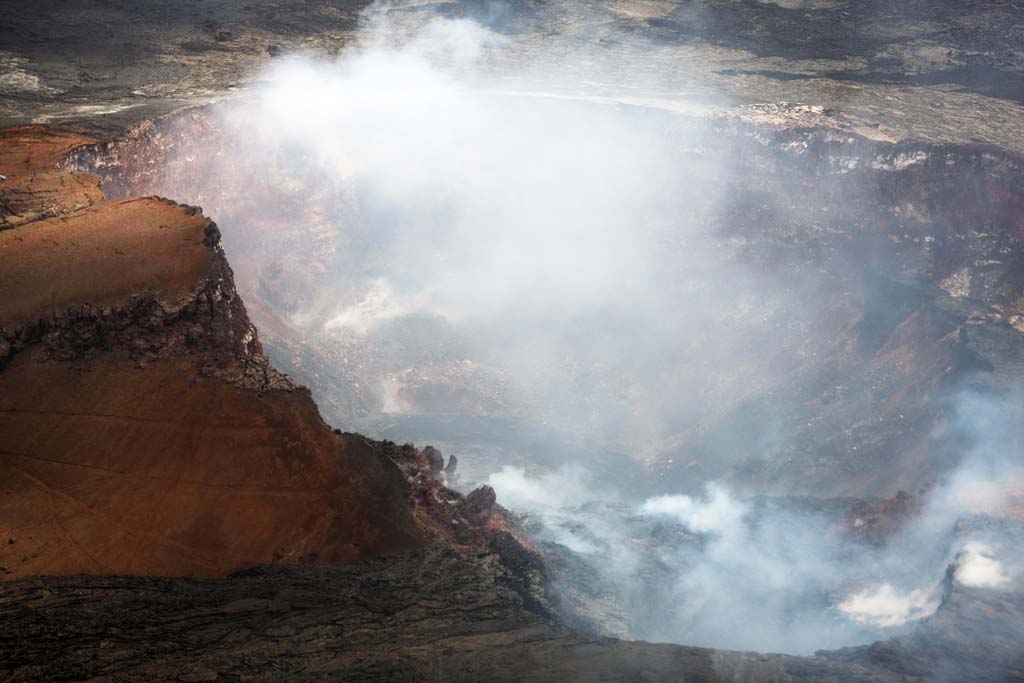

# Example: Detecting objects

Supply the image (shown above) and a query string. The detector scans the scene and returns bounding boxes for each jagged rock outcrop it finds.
[423,445,445,474]
[463,485,498,522]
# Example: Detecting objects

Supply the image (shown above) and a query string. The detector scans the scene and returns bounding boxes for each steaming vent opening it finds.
[64,27,1024,656]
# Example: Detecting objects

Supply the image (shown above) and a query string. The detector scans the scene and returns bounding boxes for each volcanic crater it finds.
[2,1,1024,681]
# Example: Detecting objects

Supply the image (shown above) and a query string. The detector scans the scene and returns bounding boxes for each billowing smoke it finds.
[163,1,832,460]
[837,583,940,629]
[955,543,1012,589]
[488,388,1023,654]
[238,28,717,440]
[133,0,1022,657]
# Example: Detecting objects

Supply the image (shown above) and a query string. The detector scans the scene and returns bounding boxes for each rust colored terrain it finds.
[0,126,424,580]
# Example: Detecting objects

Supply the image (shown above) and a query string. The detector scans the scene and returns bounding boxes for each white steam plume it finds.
[135,1,1024,657]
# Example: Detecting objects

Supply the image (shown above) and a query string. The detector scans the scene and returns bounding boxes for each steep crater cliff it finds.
[0,126,534,583]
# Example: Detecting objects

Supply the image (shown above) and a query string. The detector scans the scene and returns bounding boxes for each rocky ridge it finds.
[0,127,428,580]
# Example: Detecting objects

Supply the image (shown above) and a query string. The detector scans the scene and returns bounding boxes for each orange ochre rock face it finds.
[0,126,424,580]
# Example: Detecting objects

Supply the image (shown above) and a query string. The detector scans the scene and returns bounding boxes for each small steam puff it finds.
[837,583,940,628]
[488,465,620,556]
[956,542,1011,589]
[488,464,598,511]
[324,279,439,334]
[640,486,746,535]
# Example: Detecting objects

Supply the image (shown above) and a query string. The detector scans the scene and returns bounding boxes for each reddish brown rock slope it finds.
[0,126,424,580]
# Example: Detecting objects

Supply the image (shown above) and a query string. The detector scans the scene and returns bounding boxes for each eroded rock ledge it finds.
[0,126,429,580]
[0,124,549,597]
